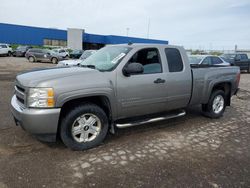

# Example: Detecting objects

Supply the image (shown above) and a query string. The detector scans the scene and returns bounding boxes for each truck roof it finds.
[108,43,182,49]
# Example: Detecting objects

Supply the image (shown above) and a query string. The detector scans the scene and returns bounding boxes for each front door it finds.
[116,48,167,119]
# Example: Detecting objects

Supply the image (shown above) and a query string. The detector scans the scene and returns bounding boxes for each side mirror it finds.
[47,52,51,55]
[123,62,144,76]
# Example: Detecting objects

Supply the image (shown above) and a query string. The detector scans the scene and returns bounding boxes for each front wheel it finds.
[60,103,109,150]
[202,90,226,118]
[51,57,58,64]
[28,56,35,63]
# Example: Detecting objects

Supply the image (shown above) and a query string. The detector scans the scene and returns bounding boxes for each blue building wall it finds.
[0,23,168,45]
[0,23,67,45]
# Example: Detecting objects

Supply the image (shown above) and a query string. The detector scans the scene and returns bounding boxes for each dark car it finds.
[13,46,33,57]
[25,48,64,64]
[69,49,84,59]
[220,53,250,72]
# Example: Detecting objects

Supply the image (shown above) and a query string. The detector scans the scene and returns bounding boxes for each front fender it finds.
[55,87,117,118]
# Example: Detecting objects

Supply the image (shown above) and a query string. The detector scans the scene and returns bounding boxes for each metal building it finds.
[0,23,168,50]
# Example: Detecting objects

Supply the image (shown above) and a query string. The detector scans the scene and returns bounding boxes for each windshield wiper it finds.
[79,64,96,69]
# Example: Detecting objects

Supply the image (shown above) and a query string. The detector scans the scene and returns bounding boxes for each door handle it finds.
[154,78,165,84]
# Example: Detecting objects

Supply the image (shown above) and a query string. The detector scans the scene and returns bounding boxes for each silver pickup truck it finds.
[11,44,240,150]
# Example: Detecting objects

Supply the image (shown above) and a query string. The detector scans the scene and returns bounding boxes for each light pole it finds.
[126,28,130,37]
[147,18,150,39]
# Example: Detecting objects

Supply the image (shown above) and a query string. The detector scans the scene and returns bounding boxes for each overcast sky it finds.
[1,0,250,50]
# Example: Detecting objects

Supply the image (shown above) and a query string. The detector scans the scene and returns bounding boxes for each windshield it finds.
[17,46,26,50]
[72,50,81,53]
[188,56,203,64]
[221,54,235,59]
[80,46,132,71]
[80,51,95,60]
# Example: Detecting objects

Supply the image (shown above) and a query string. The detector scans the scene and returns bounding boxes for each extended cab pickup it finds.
[221,53,250,72]
[11,44,240,150]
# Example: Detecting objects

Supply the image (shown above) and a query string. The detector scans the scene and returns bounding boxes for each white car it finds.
[57,50,96,66]
[0,43,13,56]
[188,55,230,66]
[53,48,69,58]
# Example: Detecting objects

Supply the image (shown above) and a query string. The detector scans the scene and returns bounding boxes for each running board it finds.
[116,110,186,128]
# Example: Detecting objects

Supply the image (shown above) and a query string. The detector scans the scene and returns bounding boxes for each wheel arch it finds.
[209,82,232,106]
[58,95,114,135]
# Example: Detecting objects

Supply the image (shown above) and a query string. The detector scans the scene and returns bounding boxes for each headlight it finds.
[27,88,55,108]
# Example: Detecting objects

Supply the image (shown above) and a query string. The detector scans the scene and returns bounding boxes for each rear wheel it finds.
[28,56,35,63]
[60,103,109,150]
[51,57,58,64]
[8,51,12,56]
[202,90,226,118]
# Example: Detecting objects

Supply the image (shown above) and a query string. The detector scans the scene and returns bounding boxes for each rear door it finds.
[164,48,192,109]
[116,47,168,118]
[35,49,44,60]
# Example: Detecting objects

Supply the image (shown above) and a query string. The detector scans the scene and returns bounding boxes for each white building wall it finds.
[67,28,84,50]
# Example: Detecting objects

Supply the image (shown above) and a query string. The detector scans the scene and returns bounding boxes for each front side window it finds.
[202,57,212,65]
[165,48,183,72]
[80,46,131,71]
[128,48,162,74]
[236,54,241,60]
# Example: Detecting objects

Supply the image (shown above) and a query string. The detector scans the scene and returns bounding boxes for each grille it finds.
[16,95,25,104]
[15,82,26,106]
[16,85,25,93]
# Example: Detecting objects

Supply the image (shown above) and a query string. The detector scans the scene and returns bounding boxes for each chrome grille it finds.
[15,82,26,107]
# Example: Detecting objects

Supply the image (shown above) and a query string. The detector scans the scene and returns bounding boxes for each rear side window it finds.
[212,57,223,64]
[33,49,43,53]
[165,48,183,72]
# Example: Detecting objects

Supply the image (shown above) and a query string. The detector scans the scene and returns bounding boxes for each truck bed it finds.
[189,66,240,106]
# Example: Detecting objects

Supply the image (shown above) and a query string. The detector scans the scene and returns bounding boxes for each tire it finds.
[202,90,226,118]
[60,103,109,150]
[51,57,58,64]
[8,51,12,57]
[28,56,35,63]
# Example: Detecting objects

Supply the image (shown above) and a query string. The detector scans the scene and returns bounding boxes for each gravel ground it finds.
[0,57,250,188]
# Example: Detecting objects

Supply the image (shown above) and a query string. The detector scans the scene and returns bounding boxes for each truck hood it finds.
[16,66,97,87]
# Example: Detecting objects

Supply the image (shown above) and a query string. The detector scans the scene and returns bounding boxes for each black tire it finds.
[8,51,12,57]
[28,56,35,63]
[51,57,58,64]
[60,103,109,150]
[202,90,226,118]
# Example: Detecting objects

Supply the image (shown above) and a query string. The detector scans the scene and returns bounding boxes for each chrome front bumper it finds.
[11,95,61,140]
